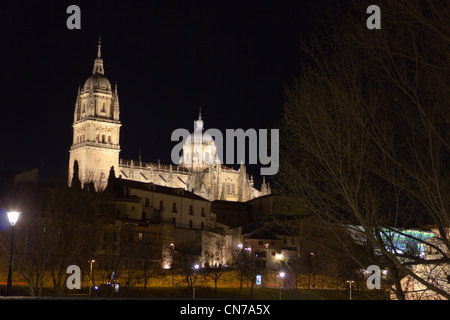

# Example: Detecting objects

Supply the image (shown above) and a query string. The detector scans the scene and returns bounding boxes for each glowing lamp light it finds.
[7,211,20,226]
[276,253,283,260]
[279,272,285,278]
[194,264,200,270]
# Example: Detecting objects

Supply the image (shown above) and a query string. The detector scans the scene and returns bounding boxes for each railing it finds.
[71,141,120,150]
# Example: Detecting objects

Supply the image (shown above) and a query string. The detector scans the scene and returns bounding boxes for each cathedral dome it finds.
[181,109,217,169]
[184,111,215,147]
[83,72,112,91]
[185,130,215,144]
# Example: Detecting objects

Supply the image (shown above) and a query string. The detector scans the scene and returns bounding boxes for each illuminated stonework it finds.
[69,41,270,201]
[69,39,121,190]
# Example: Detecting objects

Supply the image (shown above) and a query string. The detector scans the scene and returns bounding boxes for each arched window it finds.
[101,102,106,113]
[108,135,112,144]
[194,152,200,164]
[96,134,99,143]
[102,134,106,143]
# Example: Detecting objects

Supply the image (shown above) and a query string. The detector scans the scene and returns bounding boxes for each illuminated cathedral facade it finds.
[69,41,270,202]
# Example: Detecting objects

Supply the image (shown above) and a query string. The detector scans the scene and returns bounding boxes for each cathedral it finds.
[68,40,270,202]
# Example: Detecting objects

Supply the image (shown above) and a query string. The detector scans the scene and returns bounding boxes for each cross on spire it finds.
[97,35,102,58]
[93,36,104,75]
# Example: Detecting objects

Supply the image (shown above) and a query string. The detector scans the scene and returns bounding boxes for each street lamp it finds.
[310,252,315,289]
[6,211,20,296]
[170,243,175,287]
[347,280,355,300]
[279,272,285,300]
[193,264,200,299]
[89,260,95,297]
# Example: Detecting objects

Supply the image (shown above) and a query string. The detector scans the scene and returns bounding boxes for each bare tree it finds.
[202,233,227,297]
[0,176,115,296]
[275,0,450,300]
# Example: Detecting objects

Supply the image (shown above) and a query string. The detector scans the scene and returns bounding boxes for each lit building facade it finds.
[69,40,270,201]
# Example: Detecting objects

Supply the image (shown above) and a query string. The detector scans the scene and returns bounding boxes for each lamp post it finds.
[279,272,285,300]
[264,243,269,269]
[193,264,199,299]
[6,211,20,296]
[170,243,175,287]
[347,280,355,300]
[310,252,315,289]
[89,260,95,297]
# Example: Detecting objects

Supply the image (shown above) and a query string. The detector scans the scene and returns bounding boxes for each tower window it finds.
[96,134,99,143]
[108,135,112,144]
[102,134,106,143]
[101,102,106,113]
[194,152,200,163]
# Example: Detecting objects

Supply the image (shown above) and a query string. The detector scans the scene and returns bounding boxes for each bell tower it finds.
[68,39,121,190]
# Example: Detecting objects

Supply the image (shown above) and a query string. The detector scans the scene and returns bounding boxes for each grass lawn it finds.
[113,285,388,300]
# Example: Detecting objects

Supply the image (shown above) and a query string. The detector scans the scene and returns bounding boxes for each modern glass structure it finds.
[377,228,435,258]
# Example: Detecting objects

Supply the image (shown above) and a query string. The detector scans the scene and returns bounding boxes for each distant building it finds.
[391,228,450,300]
[68,40,270,202]
[109,178,231,268]
[0,168,38,186]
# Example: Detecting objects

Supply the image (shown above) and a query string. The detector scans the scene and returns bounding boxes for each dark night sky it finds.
[0,0,343,183]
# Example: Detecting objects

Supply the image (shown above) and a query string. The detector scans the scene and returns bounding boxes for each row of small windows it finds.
[171,217,205,230]
[143,198,206,216]
[81,102,110,114]
[76,135,86,144]
[96,134,112,144]
[257,238,296,246]
[75,134,112,144]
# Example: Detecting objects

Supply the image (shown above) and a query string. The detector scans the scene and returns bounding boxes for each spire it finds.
[97,36,102,58]
[93,37,104,75]
[194,107,204,132]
